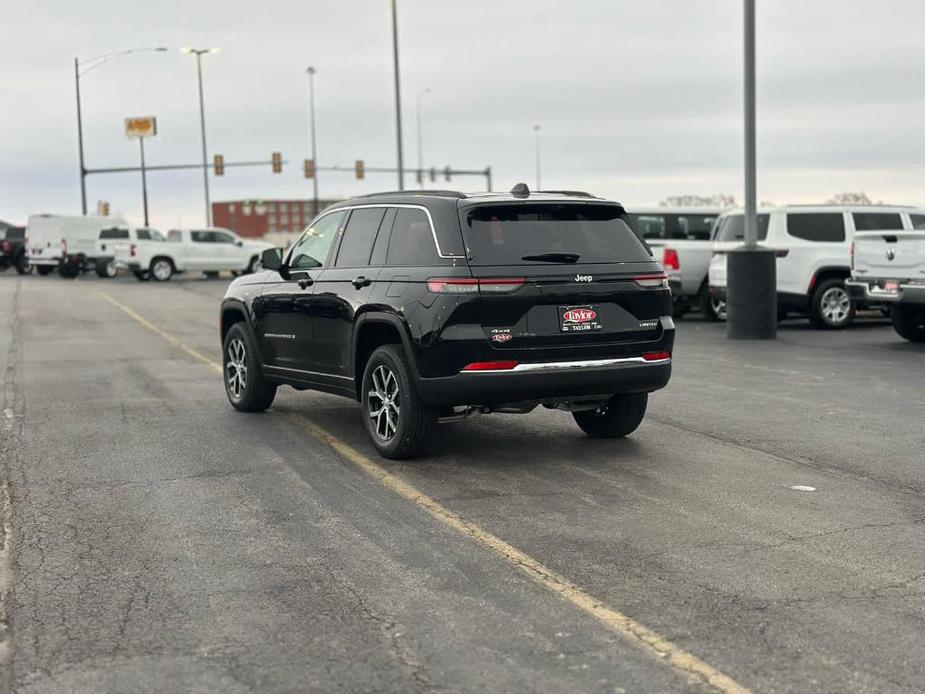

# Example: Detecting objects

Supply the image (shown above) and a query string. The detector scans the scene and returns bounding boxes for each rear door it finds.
[459,202,668,354]
[311,207,392,375]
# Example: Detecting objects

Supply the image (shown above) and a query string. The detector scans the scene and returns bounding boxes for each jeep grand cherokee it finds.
[220,185,674,458]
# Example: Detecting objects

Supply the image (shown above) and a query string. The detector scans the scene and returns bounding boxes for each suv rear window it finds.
[463,204,651,266]
[787,213,845,242]
[628,213,717,241]
[4,228,24,240]
[99,228,129,240]
[713,214,770,242]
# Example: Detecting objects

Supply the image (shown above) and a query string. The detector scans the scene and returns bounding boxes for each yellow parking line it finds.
[98,290,750,694]
[95,290,222,375]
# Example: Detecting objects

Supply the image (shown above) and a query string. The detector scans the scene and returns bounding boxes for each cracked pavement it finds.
[0,272,923,692]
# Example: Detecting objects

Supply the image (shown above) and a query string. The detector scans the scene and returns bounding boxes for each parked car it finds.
[220,185,674,459]
[0,226,31,274]
[708,205,916,328]
[625,207,723,319]
[847,225,925,342]
[25,214,124,278]
[95,225,168,280]
[149,228,273,281]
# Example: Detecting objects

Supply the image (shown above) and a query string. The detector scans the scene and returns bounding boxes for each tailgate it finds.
[854,231,925,279]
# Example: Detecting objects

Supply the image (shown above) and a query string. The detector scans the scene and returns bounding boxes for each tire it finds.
[14,254,32,275]
[150,257,174,281]
[36,265,54,276]
[95,259,117,278]
[361,345,437,459]
[809,278,854,329]
[698,285,721,321]
[223,323,277,412]
[133,270,151,281]
[890,304,925,343]
[573,392,648,439]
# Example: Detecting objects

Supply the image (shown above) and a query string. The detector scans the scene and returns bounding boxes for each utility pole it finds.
[416,88,430,189]
[306,66,320,216]
[181,47,219,225]
[533,125,541,190]
[391,0,405,190]
[139,137,150,225]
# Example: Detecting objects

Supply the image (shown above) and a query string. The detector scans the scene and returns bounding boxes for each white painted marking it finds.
[790,485,816,492]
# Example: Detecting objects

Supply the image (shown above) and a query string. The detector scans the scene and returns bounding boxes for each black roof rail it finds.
[537,190,597,198]
[356,189,467,199]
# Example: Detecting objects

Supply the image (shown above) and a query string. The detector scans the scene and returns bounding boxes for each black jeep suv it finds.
[220,185,674,458]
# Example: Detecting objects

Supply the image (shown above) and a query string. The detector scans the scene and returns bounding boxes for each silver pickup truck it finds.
[847,229,925,342]
[625,208,723,319]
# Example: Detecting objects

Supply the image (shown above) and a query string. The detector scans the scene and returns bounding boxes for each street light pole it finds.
[73,47,167,215]
[182,47,219,226]
[533,125,541,190]
[416,88,430,189]
[390,0,405,190]
[306,66,320,216]
[726,0,777,340]
[139,137,150,226]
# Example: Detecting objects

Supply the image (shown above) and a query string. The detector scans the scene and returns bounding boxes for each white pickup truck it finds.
[109,226,272,281]
[625,207,724,319]
[847,229,925,342]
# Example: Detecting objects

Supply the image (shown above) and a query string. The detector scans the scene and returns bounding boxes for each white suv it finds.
[708,205,918,328]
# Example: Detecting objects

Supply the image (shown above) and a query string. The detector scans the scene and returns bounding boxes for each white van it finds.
[708,205,917,328]
[26,214,126,278]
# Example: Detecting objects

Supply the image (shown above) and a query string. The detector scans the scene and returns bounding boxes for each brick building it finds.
[212,199,341,238]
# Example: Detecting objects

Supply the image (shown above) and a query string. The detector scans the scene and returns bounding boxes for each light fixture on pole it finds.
[390,0,405,190]
[73,47,168,215]
[533,124,542,190]
[306,66,320,217]
[416,88,431,188]
[180,47,220,226]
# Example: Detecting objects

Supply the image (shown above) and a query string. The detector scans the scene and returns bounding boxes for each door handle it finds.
[297,278,313,289]
[352,276,372,289]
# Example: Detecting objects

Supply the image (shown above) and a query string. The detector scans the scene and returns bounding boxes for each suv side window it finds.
[386,208,440,266]
[911,214,925,230]
[852,212,903,231]
[335,208,387,267]
[630,214,666,240]
[190,230,211,243]
[288,210,347,270]
[212,231,236,244]
[786,213,845,242]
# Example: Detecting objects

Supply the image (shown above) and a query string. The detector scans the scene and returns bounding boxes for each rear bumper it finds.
[846,279,925,305]
[417,357,672,406]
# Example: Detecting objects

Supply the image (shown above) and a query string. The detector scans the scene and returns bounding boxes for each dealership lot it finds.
[1,272,924,693]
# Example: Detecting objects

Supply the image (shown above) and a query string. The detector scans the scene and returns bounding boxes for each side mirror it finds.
[261,247,283,272]
[235,239,243,247]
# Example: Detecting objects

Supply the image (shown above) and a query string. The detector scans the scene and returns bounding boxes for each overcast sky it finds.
[3,0,925,228]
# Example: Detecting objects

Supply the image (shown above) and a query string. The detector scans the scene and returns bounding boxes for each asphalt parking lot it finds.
[1,271,923,693]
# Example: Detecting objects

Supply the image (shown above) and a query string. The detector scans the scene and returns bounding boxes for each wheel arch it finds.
[808,266,851,294]
[352,312,419,401]
[220,299,252,344]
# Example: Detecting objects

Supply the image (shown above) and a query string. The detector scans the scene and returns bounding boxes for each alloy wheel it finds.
[711,297,728,321]
[152,259,171,281]
[367,365,400,441]
[226,337,247,400]
[820,286,850,325]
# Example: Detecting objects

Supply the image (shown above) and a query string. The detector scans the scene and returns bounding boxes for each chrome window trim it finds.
[462,356,671,374]
[291,203,465,264]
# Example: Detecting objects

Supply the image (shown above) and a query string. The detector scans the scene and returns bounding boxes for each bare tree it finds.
[826,192,873,205]
[658,194,737,208]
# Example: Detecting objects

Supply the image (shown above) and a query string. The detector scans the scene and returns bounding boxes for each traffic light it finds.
[213,154,224,176]
[304,158,315,179]
[444,166,451,182]
[271,151,282,173]
[355,159,365,180]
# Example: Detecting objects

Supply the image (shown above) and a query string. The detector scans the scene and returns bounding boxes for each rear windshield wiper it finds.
[520,252,581,263]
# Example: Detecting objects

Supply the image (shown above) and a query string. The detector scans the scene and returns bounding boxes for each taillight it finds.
[1,241,10,253]
[662,247,680,271]
[642,351,671,362]
[427,277,525,294]
[850,241,855,270]
[130,243,137,258]
[634,273,669,289]
[461,360,520,371]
